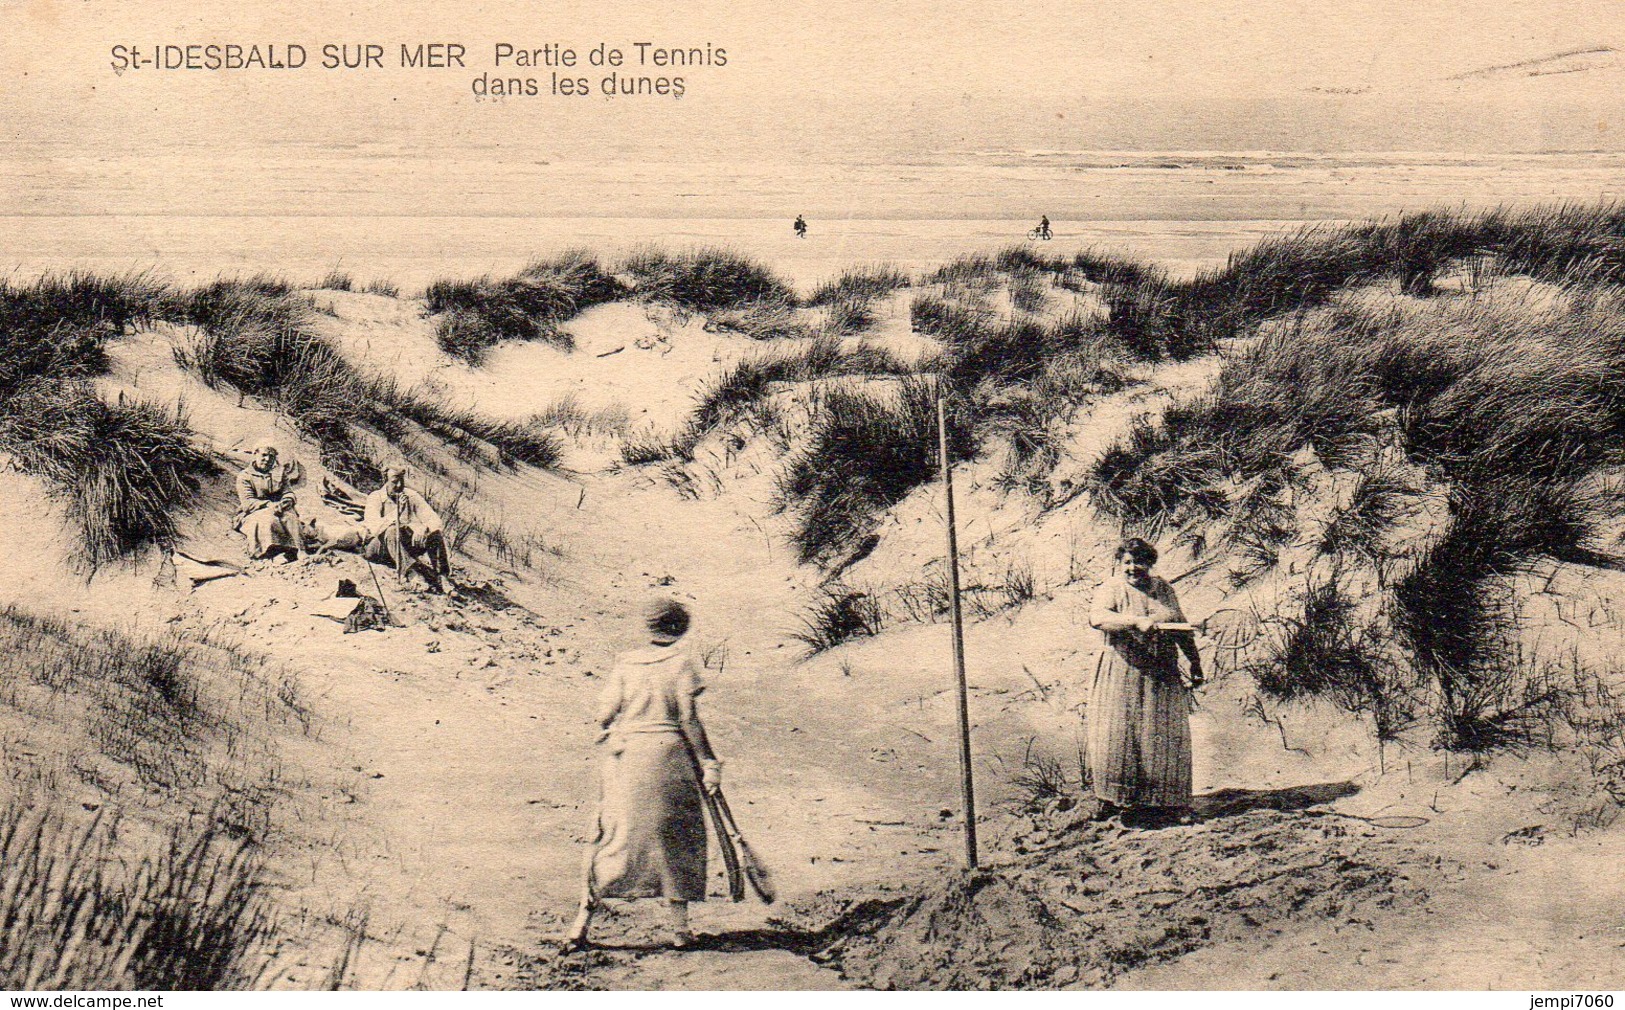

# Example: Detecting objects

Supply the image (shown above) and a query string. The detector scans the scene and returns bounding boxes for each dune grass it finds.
[924,253,1001,289]
[703,298,814,341]
[910,294,992,341]
[776,377,974,565]
[640,334,917,466]
[0,602,306,799]
[908,293,1135,488]
[0,805,274,990]
[791,561,1039,653]
[619,428,683,466]
[1008,270,1050,314]
[176,280,392,486]
[622,246,794,312]
[377,383,565,471]
[0,271,175,396]
[1108,204,1625,355]
[316,270,354,292]
[178,279,565,483]
[1481,202,1625,283]
[531,393,631,438]
[0,600,322,989]
[805,265,911,307]
[825,295,878,334]
[1089,289,1625,748]
[791,585,886,653]
[0,273,215,569]
[0,272,172,377]
[0,383,217,570]
[424,250,623,364]
[1243,575,1420,743]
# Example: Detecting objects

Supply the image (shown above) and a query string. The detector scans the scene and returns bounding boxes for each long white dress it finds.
[587,645,709,902]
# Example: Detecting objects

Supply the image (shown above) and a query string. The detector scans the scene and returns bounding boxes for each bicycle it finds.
[1027,226,1052,241]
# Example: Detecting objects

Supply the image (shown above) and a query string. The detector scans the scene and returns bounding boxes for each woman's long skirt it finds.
[589,732,708,902]
[238,509,300,559]
[1086,652,1192,808]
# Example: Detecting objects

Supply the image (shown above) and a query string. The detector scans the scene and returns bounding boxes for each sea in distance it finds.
[4,147,1623,294]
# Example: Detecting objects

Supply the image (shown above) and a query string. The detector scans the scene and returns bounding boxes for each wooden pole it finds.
[391,494,406,585]
[937,391,978,870]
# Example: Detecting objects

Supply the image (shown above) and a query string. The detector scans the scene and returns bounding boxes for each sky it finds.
[4,0,1625,159]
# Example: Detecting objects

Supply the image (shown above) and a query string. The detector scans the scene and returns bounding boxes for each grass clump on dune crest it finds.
[805,265,911,307]
[622,246,794,312]
[825,295,878,334]
[1480,202,1625,283]
[1130,204,1625,352]
[425,250,623,364]
[664,334,917,463]
[316,270,354,292]
[178,279,566,481]
[792,584,885,653]
[372,379,565,471]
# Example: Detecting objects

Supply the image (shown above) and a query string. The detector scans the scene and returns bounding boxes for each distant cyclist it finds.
[794,215,808,239]
[1035,215,1052,240]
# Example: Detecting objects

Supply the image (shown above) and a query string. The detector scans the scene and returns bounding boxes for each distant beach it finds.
[4,149,1622,293]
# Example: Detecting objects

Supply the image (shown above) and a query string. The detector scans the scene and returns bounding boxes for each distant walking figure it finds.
[1031,216,1052,240]
[563,599,723,952]
[1086,538,1203,823]
[794,214,808,239]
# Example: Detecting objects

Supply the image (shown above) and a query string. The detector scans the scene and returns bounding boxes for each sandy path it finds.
[298,348,1239,990]
[239,462,889,988]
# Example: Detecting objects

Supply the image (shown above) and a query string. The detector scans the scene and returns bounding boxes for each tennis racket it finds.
[712,790,776,905]
[1155,606,1266,653]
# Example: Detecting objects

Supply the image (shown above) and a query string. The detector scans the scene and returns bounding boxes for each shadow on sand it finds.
[1191,781,1360,821]
[580,927,824,957]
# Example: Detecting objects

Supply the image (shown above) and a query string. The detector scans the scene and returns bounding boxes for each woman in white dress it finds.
[562,599,722,951]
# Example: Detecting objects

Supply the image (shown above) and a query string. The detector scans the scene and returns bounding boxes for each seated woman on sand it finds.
[234,442,307,561]
[562,599,724,952]
[1087,537,1204,825]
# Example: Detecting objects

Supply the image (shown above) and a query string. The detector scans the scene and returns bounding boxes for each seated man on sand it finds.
[364,467,452,592]
[235,442,308,562]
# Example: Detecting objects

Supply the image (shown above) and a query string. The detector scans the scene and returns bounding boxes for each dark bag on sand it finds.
[335,578,390,633]
[344,597,389,633]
